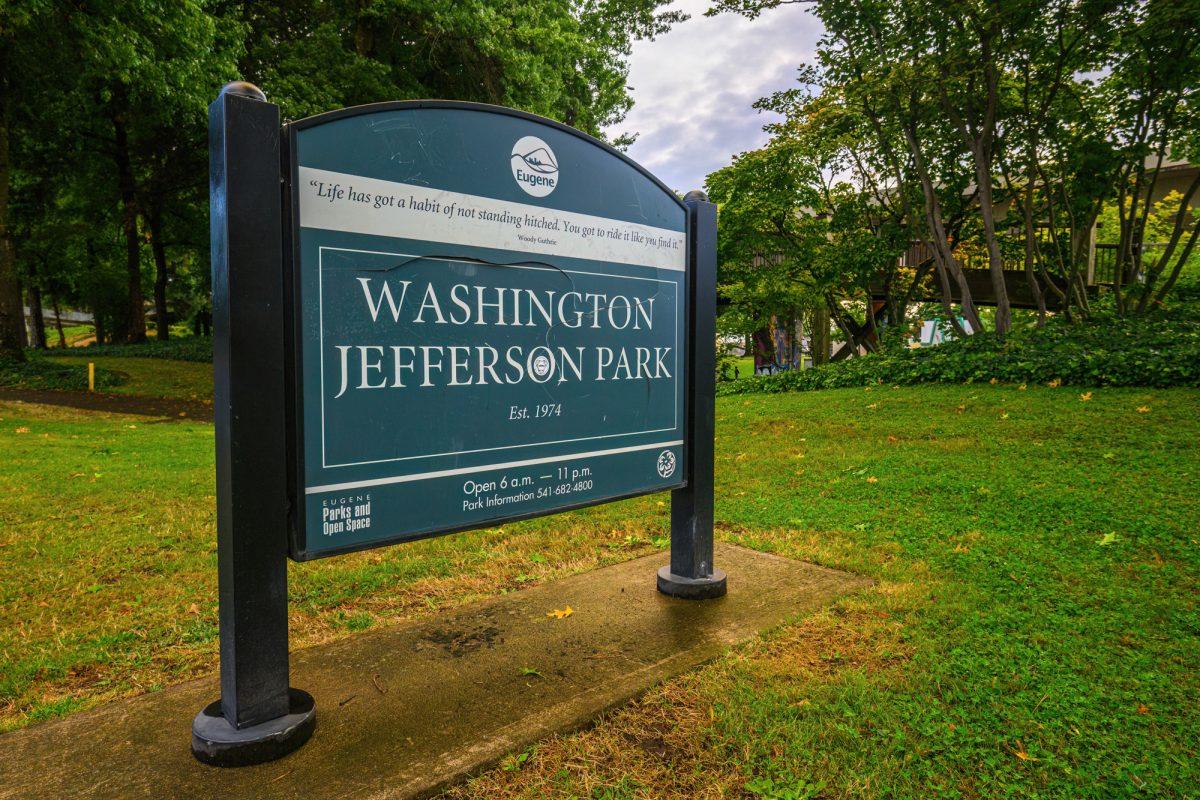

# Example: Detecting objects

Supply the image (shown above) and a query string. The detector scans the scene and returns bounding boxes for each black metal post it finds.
[658,190,727,600]
[191,82,316,767]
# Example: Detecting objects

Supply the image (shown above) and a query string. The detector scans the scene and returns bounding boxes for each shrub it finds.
[717,311,1200,396]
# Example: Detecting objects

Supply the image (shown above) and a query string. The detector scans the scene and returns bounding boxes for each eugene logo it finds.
[510,135,558,197]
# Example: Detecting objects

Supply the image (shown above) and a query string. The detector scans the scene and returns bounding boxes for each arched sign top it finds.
[287,100,686,233]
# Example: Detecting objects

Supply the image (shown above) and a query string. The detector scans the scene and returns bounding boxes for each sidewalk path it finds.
[0,544,869,800]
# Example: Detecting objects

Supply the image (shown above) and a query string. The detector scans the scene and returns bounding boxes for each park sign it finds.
[286,104,688,559]
[194,82,724,768]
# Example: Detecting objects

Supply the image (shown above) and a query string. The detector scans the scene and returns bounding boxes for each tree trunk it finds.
[1021,164,1047,326]
[901,124,983,334]
[27,281,46,348]
[111,86,146,343]
[965,66,1011,335]
[972,154,1011,334]
[51,296,66,347]
[1138,172,1200,312]
[146,208,170,340]
[811,305,830,366]
[0,94,26,361]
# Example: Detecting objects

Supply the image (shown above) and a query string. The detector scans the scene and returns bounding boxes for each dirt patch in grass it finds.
[0,388,212,421]
[447,599,915,800]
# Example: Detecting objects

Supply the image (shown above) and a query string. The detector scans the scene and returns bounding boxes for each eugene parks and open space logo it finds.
[510,135,559,197]
[656,450,676,479]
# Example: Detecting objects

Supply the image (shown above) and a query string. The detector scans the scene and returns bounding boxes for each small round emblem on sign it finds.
[511,135,559,197]
[532,354,552,378]
[656,450,676,479]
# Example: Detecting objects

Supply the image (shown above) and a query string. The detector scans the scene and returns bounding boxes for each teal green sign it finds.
[286,103,688,559]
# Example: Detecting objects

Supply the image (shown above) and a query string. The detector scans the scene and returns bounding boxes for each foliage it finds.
[1,0,683,353]
[718,310,1200,396]
[707,139,825,332]
[708,0,1200,332]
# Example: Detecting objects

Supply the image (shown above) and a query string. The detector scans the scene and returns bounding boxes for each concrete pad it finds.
[0,544,869,800]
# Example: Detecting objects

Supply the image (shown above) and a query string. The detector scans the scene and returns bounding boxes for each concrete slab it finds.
[0,544,869,800]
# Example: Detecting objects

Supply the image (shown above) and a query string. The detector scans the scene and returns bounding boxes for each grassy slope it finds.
[43,355,213,401]
[1,385,1197,798]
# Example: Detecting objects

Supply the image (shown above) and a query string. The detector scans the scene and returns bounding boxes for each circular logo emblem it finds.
[656,450,676,479]
[531,354,552,378]
[511,135,559,197]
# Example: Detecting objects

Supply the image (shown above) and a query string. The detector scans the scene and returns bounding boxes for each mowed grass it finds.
[43,355,213,401]
[1,384,1198,798]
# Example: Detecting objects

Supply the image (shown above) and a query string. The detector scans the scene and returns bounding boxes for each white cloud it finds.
[606,0,824,194]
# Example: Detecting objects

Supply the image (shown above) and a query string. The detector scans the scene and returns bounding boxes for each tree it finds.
[707,89,913,362]
[0,1,54,360]
[5,1,683,352]
[1102,0,1200,313]
[710,0,1199,335]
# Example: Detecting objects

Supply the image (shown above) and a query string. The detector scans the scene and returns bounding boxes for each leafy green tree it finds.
[0,1,56,360]
[707,95,914,361]
[5,0,682,350]
[711,0,1198,333]
[1100,0,1200,313]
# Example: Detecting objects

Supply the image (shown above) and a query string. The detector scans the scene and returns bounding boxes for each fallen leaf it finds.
[866,476,878,484]
[1137,406,1150,413]
[187,603,200,614]
[1098,532,1118,546]
[1080,392,1093,402]
[546,606,573,619]
[989,377,998,385]
[1137,703,1149,714]
[1048,379,1061,388]
[1001,412,1009,419]
[1018,384,1027,391]
[14,427,29,434]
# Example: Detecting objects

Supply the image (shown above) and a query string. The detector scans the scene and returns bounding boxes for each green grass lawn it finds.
[1,384,1197,798]
[43,355,213,401]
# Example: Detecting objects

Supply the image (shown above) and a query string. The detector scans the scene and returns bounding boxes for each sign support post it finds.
[658,190,727,600]
[191,82,316,767]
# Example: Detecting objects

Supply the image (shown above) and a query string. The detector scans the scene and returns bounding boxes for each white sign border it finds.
[314,247,682,473]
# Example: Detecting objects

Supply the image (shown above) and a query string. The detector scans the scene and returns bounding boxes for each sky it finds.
[606,0,824,195]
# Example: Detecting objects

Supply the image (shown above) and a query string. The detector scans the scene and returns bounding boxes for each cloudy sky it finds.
[606,0,824,194]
